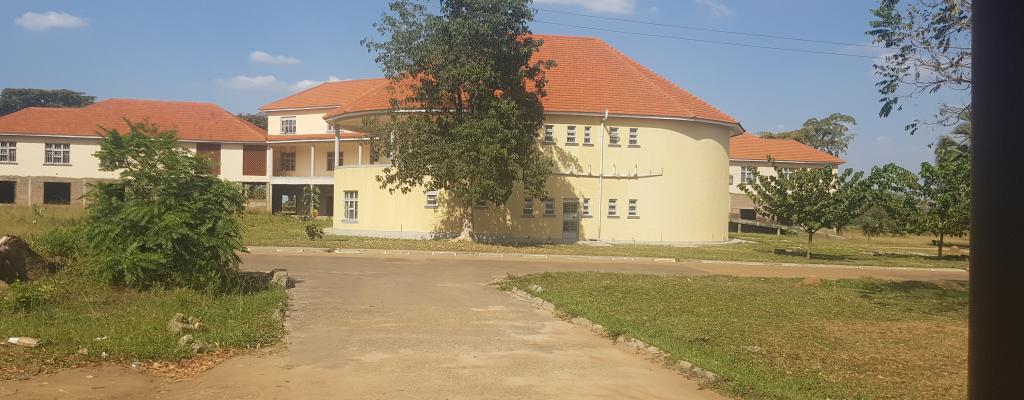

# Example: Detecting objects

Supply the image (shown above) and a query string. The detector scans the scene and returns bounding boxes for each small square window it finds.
[609,128,620,146]
[628,128,639,146]
[741,166,756,184]
[281,117,296,134]
[544,198,555,216]
[582,198,591,216]
[281,152,296,171]
[566,126,576,144]
[608,199,618,217]
[44,143,70,165]
[426,190,439,208]
[781,167,794,178]
[523,197,534,215]
[628,199,638,217]
[583,127,592,144]
[543,125,554,143]
[0,142,16,163]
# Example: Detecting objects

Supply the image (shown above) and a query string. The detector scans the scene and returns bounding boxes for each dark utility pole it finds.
[970,1,1024,398]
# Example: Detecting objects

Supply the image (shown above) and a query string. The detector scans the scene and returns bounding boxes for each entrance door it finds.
[562,199,580,241]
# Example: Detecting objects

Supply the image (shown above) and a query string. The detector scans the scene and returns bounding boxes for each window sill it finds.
[565,142,578,146]
[341,219,359,224]
[543,214,556,218]
[0,162,17,165]
[521,214,535,218]
[424,205,439,209]
[582,215,592,218]
[607,215,620,219]
[608,144,621,148]
[43,163,72,166]
[628,144,641,148]
[627,215,640,219]
[582,143,594,146]
[542,141,555,145]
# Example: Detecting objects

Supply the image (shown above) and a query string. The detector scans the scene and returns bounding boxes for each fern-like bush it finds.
[81,121,246,292]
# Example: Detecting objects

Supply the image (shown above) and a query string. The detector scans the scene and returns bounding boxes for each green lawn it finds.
[243,212,969,269]
[0,270,287,379]
[1,207,968,269]
[500,272,967,400]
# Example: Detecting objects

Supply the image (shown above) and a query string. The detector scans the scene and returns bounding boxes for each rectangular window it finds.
[729,175,734,185]
[582,198,591,216]
[781,167,794,178]
[628,128,639,146]
[0,142,16,163]
[566,126,577,144]
[281,152,296,171]
[343,191,359,221]
[607,199,618,217]
[628,199,638,217]
[0,181,15,204]
[543,125,554,143]
[523,197,534,215]
[43,182,71,205]
[280,117,296,134]
[583,126,592,144]
[544,198,555,216]
[741,166,756,184]
[44,143,70,165]
[425,190,439,208]
[327,152,336,171]
[609,128,620,146]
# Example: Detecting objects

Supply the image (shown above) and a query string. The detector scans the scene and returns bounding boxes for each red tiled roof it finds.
[259,78,390,111]
[0,99,268,142]
[729,132,845,164]
[262,35,736,125]
[266,132,368,142]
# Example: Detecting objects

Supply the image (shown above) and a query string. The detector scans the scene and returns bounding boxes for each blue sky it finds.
[1,0,964,171]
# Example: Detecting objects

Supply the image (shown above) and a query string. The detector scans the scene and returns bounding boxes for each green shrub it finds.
[30,225,86,269]
[304,222,325,241]
[81,121,246,293]
[4,280,57,311]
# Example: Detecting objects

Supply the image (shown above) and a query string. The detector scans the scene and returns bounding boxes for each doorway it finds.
[562,198,580,242]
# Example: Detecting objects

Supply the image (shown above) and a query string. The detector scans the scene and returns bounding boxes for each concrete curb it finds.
[507,286,721,383]
[244,245,968,275]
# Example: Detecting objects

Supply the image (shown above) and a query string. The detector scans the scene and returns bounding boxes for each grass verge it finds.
[0,270,288,379]
[243,213,968,269]
[500,272,967,400]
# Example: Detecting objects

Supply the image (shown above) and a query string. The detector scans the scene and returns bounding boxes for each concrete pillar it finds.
[358,143,363,165]
[334,132,341,168]
[309,144,315,177]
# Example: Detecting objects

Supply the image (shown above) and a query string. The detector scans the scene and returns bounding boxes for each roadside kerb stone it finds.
[507,287,721,384]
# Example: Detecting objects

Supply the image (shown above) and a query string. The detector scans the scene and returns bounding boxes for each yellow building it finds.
[262,35,744,243]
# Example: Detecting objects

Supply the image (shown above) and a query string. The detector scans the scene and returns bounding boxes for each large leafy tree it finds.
[0,88,95,116]
[83,121,247,292]
[740,161,871,258]
[933,110,971,162]
[758,113,857,157]
[237,112,268,130]
[868,0,971,133]
[870,158,970,257]
[363,0,555,240]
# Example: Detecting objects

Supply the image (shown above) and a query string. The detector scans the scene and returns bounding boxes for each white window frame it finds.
[583,126,592,144]
[280,117,297,134]
[343,191,359,221]
[741,166,756,184]
[582,198,591,217]
[523,197,534,216]
[628,199,639,217]
[44,143,70,165]
[781,167,794,178]
[607,199,618,217]
[609,127,620,146]
[425,190,439,208]
[327,152,337,171]
[628,128,639,146]
[0,141,15,163]
[566,126,576,144]
[281,152,296,171]
[543,125,554,143]
[543,198,555,216]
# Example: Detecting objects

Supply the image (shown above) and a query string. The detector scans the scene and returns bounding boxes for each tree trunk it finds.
[938,232,944,258]
[806,231,814,259]
[453,205,475,242]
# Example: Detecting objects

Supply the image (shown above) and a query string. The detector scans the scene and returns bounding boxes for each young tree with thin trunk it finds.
[740,161,870,258]
[363,0,555,241]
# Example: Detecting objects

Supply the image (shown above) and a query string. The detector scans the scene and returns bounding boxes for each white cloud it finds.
[875,136,892,146]
[249,51,301,65]
[14,11,88,31]
[694,0,734,18]
[218,75,282,90]
[534,0,636,15]
[218,75,345,92]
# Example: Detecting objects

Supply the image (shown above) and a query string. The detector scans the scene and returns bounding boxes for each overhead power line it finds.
[534,8,884,49]
[533,20,878,59]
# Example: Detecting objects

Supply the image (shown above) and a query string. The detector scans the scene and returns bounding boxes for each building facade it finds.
[258,35,745,243]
